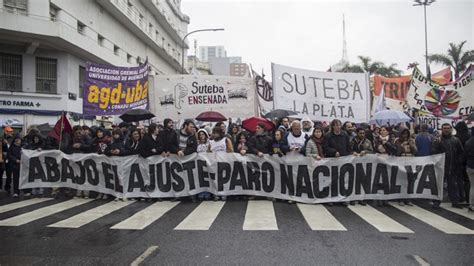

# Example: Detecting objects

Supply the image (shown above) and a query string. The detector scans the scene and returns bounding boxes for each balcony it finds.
[97,0,183,70]
[140,0,188,47]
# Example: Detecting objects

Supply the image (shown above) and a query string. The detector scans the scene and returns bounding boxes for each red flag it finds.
[48,112,73,141]
[431,67,452,85]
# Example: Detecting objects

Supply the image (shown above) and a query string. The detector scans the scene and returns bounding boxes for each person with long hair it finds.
[272,128,289,157]
[305,126,325,160]
[209,126,233,200]
[373,125,397,207]
[395,128,417,206]
[125,128,142,155]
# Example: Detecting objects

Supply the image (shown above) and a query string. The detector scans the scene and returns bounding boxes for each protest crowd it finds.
[1,116,473,212]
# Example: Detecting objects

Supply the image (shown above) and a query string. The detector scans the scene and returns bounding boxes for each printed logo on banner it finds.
[407,66,474,119]
[154,76,256,120]
[83,61,149,115]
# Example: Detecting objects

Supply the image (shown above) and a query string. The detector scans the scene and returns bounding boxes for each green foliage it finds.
[339,56,402,77]
[428,41,474,79]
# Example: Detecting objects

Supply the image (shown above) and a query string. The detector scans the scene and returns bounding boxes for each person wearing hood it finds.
[7,135,26,198]
[161,118,179,155]
[195,129,211,200]
[301,117,314,137]
[93,127,111,155]
[247,123,273,157]
[106,129,127,156]
[432,123,465,208]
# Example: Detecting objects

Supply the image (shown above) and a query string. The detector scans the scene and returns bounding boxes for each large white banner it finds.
[21,150,444,203]
[152,75,257,120]
[272,63,371,123]
[407,66,474,119]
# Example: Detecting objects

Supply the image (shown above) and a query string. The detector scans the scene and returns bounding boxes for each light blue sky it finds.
[182,0,473,76]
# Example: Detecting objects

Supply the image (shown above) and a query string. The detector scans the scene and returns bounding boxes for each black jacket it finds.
[161,128,179,154]
[7,144,22,169]
[106,137,127,156]
[465,136,474,169]
[177,130,198,155]
[247,134,273,155]
[124,139,141,155]
[432,134,464,176]
[323,131,352,157]
[138,134,164,158]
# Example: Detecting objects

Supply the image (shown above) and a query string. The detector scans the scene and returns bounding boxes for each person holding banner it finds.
[271,128,288,157]
[323,119,353,158]
[124,128,142,155]
[209,126,234,201]
[161,119,179,156]
[247,123,273,158]
[286,120,308,156]
[432,123,465,208]
[106,129,127,157]
[305,128,323,160]
[235,131,249,156]
[177,120,198,157]
[24,133,44,197]
[373,126,397,207]
[395,128,417,206]
[138,124,164,158]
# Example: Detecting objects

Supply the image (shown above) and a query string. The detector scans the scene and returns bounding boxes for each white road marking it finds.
[174,201,225,230]
[412,255,430,266]
[111,201,179,230]
[390,203,473,235]
[0,199,93,226]
[243,200,278,230]
[48,200,134,228]
[440,203,474,220]
[297,204,347,231]
[0,198,53,214]
[348,204,413,233]
[130,245,159,266]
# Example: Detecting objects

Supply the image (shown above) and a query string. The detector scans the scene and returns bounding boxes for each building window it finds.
[36,57,57,94]
[0,53,22,92]
[79,66,85,98]
[155,30,160,42]
[127,54,133,63]
[77,21,86,35]
[49,4,59,21]
[98,35,105,46]
[114,45,120,55]
[4,0,27,15]
[149,23,153,34]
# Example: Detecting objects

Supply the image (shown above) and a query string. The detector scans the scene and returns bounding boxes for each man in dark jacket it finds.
[7,136,23,198]
[106,129,127,156]
[247,123,273,157]
[138,124,164,158]
[177,120,197,157]
[324,119,353,157]
[432,123,464,208]
[161,119,179,155]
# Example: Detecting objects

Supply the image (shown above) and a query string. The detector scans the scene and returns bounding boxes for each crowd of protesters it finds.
[1,117,473,212]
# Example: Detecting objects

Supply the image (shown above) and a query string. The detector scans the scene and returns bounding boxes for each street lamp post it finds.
[181,28,225,74]
[414,0,435,78]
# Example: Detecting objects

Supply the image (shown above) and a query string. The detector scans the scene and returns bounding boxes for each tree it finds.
[428,41,474,79]
[340,56,402,77]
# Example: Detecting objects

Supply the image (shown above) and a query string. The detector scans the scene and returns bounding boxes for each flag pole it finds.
[58,111,64,150]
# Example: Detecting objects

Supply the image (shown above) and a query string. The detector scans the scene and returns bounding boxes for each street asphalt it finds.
[0,193,472,265]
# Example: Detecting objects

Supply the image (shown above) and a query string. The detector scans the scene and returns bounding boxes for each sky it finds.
[181,0,473,76]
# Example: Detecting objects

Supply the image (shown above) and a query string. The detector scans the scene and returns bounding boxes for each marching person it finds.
[323,119,353,159]
[395,128,417,206]
[161,119,179,156]
[305,128,322,160]
[271,128,288,157]
[286,120,308,156]
[349,127,375,206]
[138,124,164,158]
[464,132,474,212]
[432,123,464,208]
[7,136,24,198]
[106,129,127,156]
[373,125,397,207]
[124,128,142,155]
[415,124,433,157]
[209,126,233,200]
[196,129,211,200]
[177,120,198,157]
[24,132,45,197]
[247,123,273,158]
[235,131,249,156]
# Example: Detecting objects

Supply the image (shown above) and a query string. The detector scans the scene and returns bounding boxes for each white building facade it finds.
[198,45,226,62]
[0,0,189,128]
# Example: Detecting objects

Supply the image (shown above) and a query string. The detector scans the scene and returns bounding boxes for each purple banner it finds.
[83,61,149,115]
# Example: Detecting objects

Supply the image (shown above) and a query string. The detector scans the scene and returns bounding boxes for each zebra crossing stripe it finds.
[0,198,53,214]
[348,204,414,233]
[243,200,278,230]
[390,203,474,235]
[111,201,179,230]
[439,203,474,220]
[174,201,225,230]
[47,200,134,228]
[0,199,93,226]
[297,204,347,231]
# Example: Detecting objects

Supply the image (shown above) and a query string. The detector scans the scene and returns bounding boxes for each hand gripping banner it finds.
[20,150,444,203]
